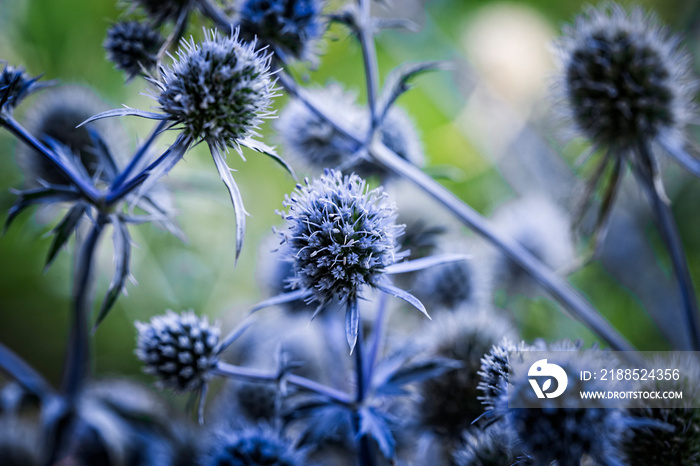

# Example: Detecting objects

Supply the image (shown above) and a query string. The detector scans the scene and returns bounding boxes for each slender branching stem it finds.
[275,70,635,352]
[1,116,102,203]
[352,317,376,466]
[215,361,353,406]
[110,120,169,190]
[634,142,700,350]
[357,0,380,133]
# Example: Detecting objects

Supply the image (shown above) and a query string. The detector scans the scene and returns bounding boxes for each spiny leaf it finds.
[359,407,396,459]
[93,218,132,331]
[211,147,247,264]
[345,298,359,354]
[45,202,86,270]
[375,281,430,319]
[77,107,168,127]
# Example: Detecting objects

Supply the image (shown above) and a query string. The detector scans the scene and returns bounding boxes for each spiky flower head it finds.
[0,63,51,114]
[277,84,423,177]
[495,349,628,466]
[104,21,164,79]
[622,354,700,465]
[413,256,474,311]
[129,0,192,25]
[557,4,696,149]
[16,85,125,188]
[155,29,276,153]
[237,0,325,63]
[476,338,518,410]
[203,424,306,466]
[135,310,221,392]
[416,311,515,439]
[280,169,406,305]
[453,426,529,466]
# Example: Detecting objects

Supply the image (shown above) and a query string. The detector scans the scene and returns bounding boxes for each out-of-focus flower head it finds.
[236,0,326,63]
[104,21,164,79]
[202,424,306,466]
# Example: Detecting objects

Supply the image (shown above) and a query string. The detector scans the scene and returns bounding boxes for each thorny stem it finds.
[634,142,700,350]
[1,116,102,203]
[276,70,635,352]
[214,361,353,406]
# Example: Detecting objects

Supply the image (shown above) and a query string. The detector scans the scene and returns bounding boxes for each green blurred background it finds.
[1,0,700,387]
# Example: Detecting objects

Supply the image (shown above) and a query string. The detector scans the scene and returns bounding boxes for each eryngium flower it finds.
[0,63,51,114]
[135,310,221,392]
[155,29,276,153]
[496,350,628,466]
[203,424,306,466]
[622,354,700,465]
[453,426,530,466]
[129,0,192,25]
[276,84,423,177]
[280,169,406,306]
[557,4,696,149]
[236,0,325,63]
[104,21,164,79]
[416,311,515,439]
[16,85,125,188]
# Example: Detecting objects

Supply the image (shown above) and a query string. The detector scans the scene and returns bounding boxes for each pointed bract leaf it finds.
[375,282,430,319]
[239,138,296,180]
[93,218,132,331]
[45,203,86,269]
[211,148,248,263]
[345,299,359,354]
[216,321,253,354]
[385,357,462,389]
[384,253,470,275]
[77,107,168,127]
[5,187,81,231]
[359,407,396,459]
[659,137,700,179]
[249,289,312,314]
[0,342,56,400]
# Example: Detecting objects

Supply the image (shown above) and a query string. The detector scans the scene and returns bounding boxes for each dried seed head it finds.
[135,310,220,392]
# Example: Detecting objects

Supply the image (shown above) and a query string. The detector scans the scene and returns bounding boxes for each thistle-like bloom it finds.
[280,169,406,306]
[203,424,306,466]
[415,311,515,440]
[104,21,164,79]
[453,426,529,466]
[557,4,695,151]
[236,0,325,63]
[135,310,221,392]
[622,354,700,465]
[413,253,474,311]
[155,29,276,154]
[0,63,51,114]
[129,0,193,25]
[276,84,423,178]
[494,349,628,466]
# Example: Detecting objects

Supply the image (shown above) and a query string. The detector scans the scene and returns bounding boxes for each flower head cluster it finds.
[203,425,306,466]
[280,169,405,305]
[453,426,528,466]
[277,84,423,177]
[0,63,50,114]
[155,29,276,153]
[237,0,325,63]
[104,21,164,79]
[135,310,221,392]
[557,4,696,149]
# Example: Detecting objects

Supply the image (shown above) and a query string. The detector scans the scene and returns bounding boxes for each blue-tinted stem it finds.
[0,342,56,400]
[357,0,379,132]
[353,306,376,466]
[635,142,700,350]
[110,120,168,190]
[1,116,101,203]
[364,293,387,395]
[276,71,635,352]
[61,214,107,404]
[215,361,352,406]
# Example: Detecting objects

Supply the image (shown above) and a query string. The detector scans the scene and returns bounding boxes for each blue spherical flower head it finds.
[104,21,164,79]
[204,424,306,466]
[135,310,221,392]
[155,29,277,155]
[557,4,696,150]
[280,169,406,308]
[237,0,325,63]
[0,63,52,115]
